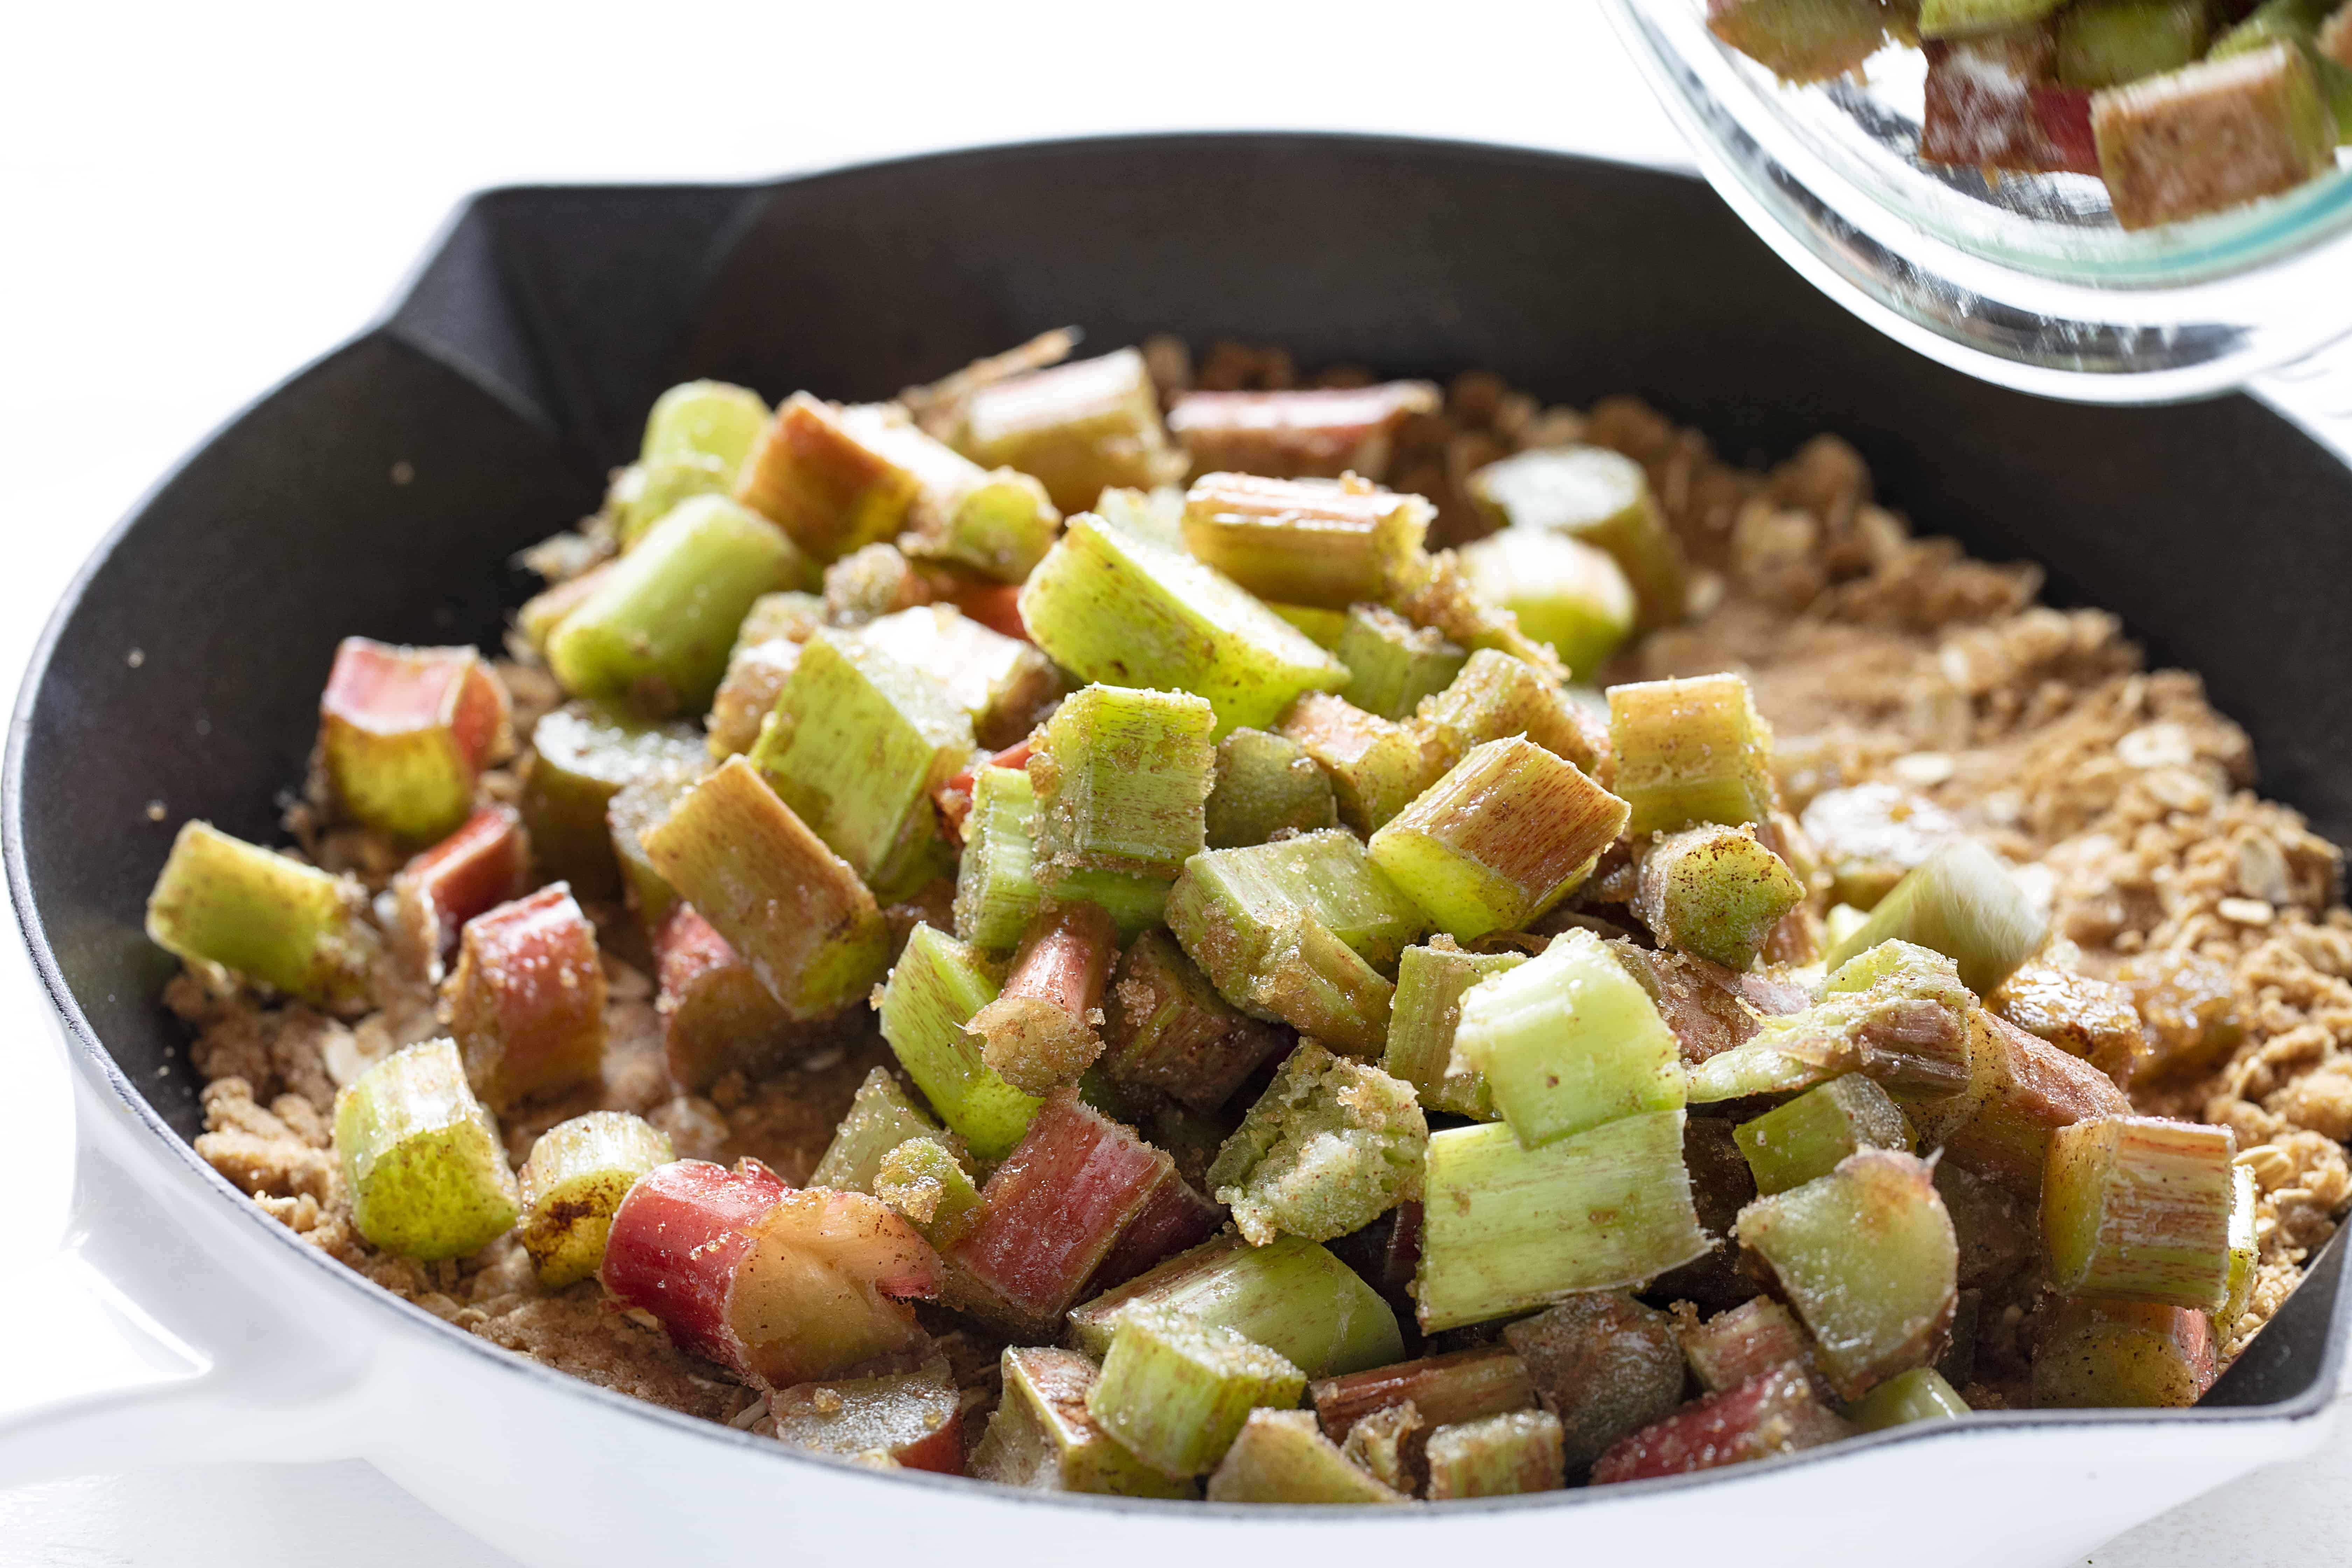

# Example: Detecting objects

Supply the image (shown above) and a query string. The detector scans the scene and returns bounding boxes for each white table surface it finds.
[3,3,2347,1562]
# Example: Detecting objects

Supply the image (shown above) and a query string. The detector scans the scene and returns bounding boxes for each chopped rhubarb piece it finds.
[1017,515,1349,738]
[1207,1042,1427,1246]
[934,737,1035,846]
[1504,1293,1688,1469]
[2031,1298,2216,1408]
[2057,0,2207,89]
[1608,674,1775,836]
[1735,1073,1915,1197]
[334,1038,521,1260]
[1178,472,1431,611]
[2041,1114,2236,1308]
[1099,929,1288,1113]
[1708,0,1891,82]
[1920,0,2064,36]
[1086,1306,1307,1479]
[877,923,1041,1161]
[811,1067,952,1195]
[653,904,804,1092]
[1456,529,1636,679]
[612,451,732,548]
[1735,1149,1959,1401]
[2032,82,2105,173]
[1423,1410,1565,1499]
[706,590,824,757]
[1388,550,1569,680]
[940,1088,1169,1337]
[1338,1403,1422,1493]
[1334,604,1468,723]
[601,1160,935,1387]
[2093,43,2336,229]
[445,883,606,1111]
[390,805,526,982]
[1385,943,1527,1122]
[732,394,925,563]
[1309,1345,1537,1446]
[965,902,1121,1094]
[969,1346,1197,1498]
[642,379,768,473]
[1921,30,2064,172]
[147,820,380,1010]
[606,763,704,926]
[517,562,613,655]
[1824,839,2047,997]
[949,348,1184,513]
[1415,649,1609,782]
[1276,691,1450,835]
[854,604,1059,751]
[1070,1234,1405,1378]
[1678,1297,1816,1394]
[1941,1011,2131,1198]
[1206,1408,1410,1504]
[1589,1365,1853,1485]
[1465,444,1688,634]
[520,700,704,899]
[1415,1112,1707,1332]
[1030,683,1216,885]
[1850,1366,1970,1430]
[1164,382,1440,482]
[640,756,890,1020]
[770,1357,964,1474]
[951,764,1168,951]
[873,1136,985,1247]
[1086,1166,1227,1294]
[516,1111,674,1288]
[318,637,509,843]
[548,495,813,715]
[1635,823,1807,971]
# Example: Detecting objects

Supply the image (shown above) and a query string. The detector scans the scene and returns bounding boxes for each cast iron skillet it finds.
[9,132,2349,1422]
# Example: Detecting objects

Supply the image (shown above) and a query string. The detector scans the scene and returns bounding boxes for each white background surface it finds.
[1,2,2348,1562]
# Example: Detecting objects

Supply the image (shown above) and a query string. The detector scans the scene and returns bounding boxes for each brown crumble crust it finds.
[170,358,2352,1428]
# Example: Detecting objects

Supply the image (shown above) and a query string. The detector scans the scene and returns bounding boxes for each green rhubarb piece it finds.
[1204,728,1340,848]
[2057,0,2207,88]
[2094,44,2337,230]
[969,1346,1198,1498]
[1384,943,1521,1119]
[1093,484,1186,550]
[851,604,1060,751]
[2042,1115,2236,1309]
[732,396,926,563]
[1465,444,1688,632]
[1368,737,1629,943]
[1709,0,1893,80]
[1457,529,1635,680]
[547,495,811,716]
[1068,1234,1405,1378]
[2212,0,2352,144]
[873,1135,985,1247]
[1416,1111,1707,1332]
[316,639,508,844]
[614,451,733,548]
[1450,929,1684,1149]
[1178,828,1424,972]
[1086,1305,1307,1478]
[641,379,768,472]
[1848,1366,1970,1431]
[876,923,1041,1161]
[1636,823,1806,971]
[607,761,705,925]
[1335,603,1468,721]
[1029,684,1216,884]
[1017,514,1350,737]
[146,821,380,1010]
[2224,1160,2259,1327]
[1271,603,1351,648]
[1099,929,1288,1113]
[952,348,1182,513]
[951,765,1170,951]
[516,1111,674,1287]
[1735,1149,1958,1401]
[1918,0,2063,37]
[810,1068,951,1194]
[515,565,609,656]
[749,629,975,899]
[1275,692,1450,834]
[1206,1042,1428,1246]
[1416,649,1607,779]
[334,1038,520,1261]
[2031,1299,2214,1409]
[521,700,704,900]
[1423,1410,1566,1499]
[1504,1292,1687,1469]
[706,590,825,757]
[1735,1074,1915,1197]
[925,466,1063,583]
[638,756,890,1018]
[1823,839,2047,996]
[1178,472,1431,611]
[1205,1409,1410,1504]
[1607,674,1776,836]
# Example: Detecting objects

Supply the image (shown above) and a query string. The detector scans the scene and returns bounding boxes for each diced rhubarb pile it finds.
[147,330,2269,1500]
[1708,0,2348,230]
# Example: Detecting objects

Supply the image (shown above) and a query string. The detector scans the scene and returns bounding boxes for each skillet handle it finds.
[0,1112,380,1484]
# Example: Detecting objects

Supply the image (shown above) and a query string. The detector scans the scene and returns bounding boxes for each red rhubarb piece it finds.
[1589,1365,1853,1485]
[447,882,606,1110]
[390,805,527,980]
[1086,1166,1226,1294]
[655,903,803,1092]
[319,636,509,842]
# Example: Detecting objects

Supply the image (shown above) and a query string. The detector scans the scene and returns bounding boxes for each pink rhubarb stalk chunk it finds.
[446,883,606,1110]
[319,636,509,843]
[390,805,526,982]
[654,903,802,1092]
[1589,1364,1853,1484]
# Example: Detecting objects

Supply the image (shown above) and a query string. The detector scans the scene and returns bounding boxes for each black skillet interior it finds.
[13,133,2351,1412]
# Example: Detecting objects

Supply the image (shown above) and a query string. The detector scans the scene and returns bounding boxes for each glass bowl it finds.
[1603,0,2352,402]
